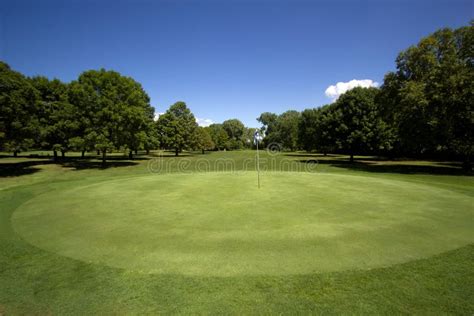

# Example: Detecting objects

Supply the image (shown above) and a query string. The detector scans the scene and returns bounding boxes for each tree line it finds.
[0,63,256,163]
[156,103,255,155]
[1,23,472,169]
[0,66,158,163]
[258,23,473,170]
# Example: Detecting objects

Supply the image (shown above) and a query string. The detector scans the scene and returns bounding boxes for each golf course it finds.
[1,151,473,313]
[1,1,473,313]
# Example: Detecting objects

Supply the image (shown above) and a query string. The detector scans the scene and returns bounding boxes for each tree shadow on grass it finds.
[58,160,138,170]
[0,157,140,177]
[149,151,195,158]
[284,153,386,162]
[297,157,472,176]
[0,161,43,177]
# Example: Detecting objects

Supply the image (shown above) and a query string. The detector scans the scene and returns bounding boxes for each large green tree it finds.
[0,62,39,156]
[329,87,392,162]
[275,110,300,151]
[142,121,160,155]
[379,23,473,169]
[222,119,245,150]
[156,102,198,156]
[258,111,299,150]
[207,124,229,150]
[67,81,98,157]
[72,69,155,164]
[30,76,78,159]
[257,112,278,138]
[298,106,334,154]
[194,127,215,154]
[121,100,156,159]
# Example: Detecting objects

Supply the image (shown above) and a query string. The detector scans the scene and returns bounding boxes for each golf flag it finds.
[253,130,260,145]
[254,129,261,188]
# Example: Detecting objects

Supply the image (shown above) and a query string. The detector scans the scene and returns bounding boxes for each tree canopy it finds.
[0,62,39,156]
[157,101,198,156]
[72,69,155,163]
[378,23,473,168]
[222,119,245,150]
[194,127,215,154]
[207,124,230,150]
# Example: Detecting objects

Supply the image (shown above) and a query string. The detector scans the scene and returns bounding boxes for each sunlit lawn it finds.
[0,150,473,314]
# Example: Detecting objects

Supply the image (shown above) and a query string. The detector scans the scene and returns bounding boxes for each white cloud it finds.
[153,112,164,121]
[155,112,214,127]
[196,118,214,127]
[325,79,379,101]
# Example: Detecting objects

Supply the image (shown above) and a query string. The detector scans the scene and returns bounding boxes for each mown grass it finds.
[0,150,473,314]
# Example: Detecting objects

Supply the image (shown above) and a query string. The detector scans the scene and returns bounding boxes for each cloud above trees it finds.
[155,112,214,127]
[196,118,214,127]
[325,79,379,101]
[153,112,164,121]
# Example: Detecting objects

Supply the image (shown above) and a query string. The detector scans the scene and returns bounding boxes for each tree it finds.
[445,24,474,170]
[258,111,299,151]
[142,122,160,155]
[156,101,198,156]
[72,69,154,165]
[298,108,318,152]
[275,110,300,151]
[379,23,474,169]
[329,87,391,162]
[298,108,334,153]
[0,62,39,156]
[242,127,256,149]
[194,127,214,154]
[222,119,245,150]
[257,112,278,139]
[67,81,97,157]
[207,124,229,150]
[30,76,79,159]
[121,100,156,159]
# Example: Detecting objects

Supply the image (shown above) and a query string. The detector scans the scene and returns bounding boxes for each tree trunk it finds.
[350,153,354,163]
[61,151,65,158]
[175,148,179,156]
[129,150,133,160]
[135,149,138,155]
[323,151,327,156]
[81,150,85,158]
[146,149,150,155]
[202,149,205,154]
[13,151,18,157]
[97,150,100,155]
[53,150,58,160]
[102,150,107,167]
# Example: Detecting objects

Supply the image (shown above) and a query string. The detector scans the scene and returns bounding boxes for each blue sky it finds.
[1,0,471,127]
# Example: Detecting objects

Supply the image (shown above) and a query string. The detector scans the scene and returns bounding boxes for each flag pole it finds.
[255,130,260,188]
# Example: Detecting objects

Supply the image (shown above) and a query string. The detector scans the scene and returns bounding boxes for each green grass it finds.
[0,150,473,314]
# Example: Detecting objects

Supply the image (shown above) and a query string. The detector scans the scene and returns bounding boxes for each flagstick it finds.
[256,138,260,189]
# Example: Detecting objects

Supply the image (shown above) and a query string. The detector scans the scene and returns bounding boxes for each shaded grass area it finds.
[1,150,472,178]
[0,150,473,313]
[307,158,470,176]
[0,156,139,177]
[284,153,472,176]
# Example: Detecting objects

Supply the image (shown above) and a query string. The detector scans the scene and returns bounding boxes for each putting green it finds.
[12,172,473,276]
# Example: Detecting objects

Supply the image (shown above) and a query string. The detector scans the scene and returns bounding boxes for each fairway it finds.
[12,171,473,276]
